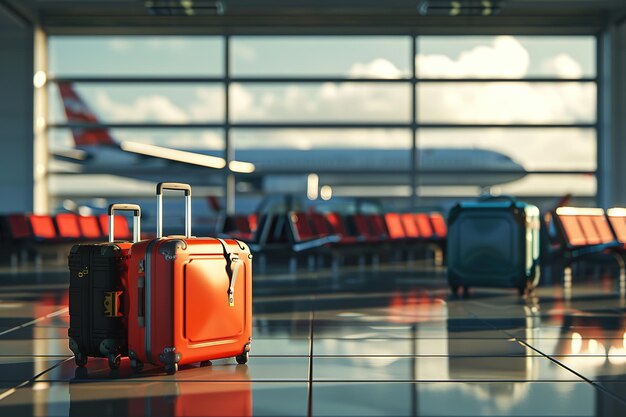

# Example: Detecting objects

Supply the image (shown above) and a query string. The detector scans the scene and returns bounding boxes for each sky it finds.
[46,35,597,198]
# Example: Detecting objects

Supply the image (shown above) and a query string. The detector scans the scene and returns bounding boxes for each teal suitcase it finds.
[447,196,541,297]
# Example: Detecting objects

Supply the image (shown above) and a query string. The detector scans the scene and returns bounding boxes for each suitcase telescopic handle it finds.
[156,182,192,239]
[108,203,141,243]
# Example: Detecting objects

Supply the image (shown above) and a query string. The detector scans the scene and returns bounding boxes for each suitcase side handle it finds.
[108,203,141,243]
[156,182,192,238]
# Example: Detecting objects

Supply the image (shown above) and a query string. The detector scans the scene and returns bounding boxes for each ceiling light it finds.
[33,71,47,88]
[417,0,503,16]
[145,0,224,16]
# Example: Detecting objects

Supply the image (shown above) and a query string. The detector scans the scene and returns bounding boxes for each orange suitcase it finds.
[127,183,252,374]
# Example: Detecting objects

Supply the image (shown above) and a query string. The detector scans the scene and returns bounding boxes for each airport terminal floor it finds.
[0,262,626,416]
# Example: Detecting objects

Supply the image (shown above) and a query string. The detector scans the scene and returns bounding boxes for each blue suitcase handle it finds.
[478,194,517,203]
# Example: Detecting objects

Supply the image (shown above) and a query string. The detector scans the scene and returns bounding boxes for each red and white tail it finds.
[58,82,118,147]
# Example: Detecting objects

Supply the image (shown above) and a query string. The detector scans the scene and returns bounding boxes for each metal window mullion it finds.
[224,35,235,215]
[596,32,606,207]
[34,27,48,214]
[47,77,597,84]
[411,35,418,211]
[48,122,597,129]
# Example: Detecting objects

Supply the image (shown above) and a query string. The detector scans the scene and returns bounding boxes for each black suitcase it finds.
[67,204,141,369]
[447,196,541,297]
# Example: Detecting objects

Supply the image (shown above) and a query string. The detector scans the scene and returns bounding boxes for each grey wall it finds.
[0,7,33,213]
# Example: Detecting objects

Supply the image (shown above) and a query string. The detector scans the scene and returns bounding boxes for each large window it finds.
[46,35,597,208]
[415,35,597,201]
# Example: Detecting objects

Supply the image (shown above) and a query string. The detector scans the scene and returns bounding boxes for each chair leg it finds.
[610,252,626,299]
[331,254,342,276]
[372,253,380,270]
[434,247,443,267]
[407,249,415,264]
[258,254,267,273]
[307,255,315,272]
[289,256,298,274]
[358,255,365,270]
[563,265,573,300]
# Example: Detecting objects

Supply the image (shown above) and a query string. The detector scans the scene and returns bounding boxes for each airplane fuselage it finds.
[57,146,526,188]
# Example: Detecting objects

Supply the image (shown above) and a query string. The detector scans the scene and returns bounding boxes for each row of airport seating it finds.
[221,211,448,271]
[547,207,626,280]
[0,213,132,264]
[221,207,626,277]
[3,205,626,279]
[0,208,447,269]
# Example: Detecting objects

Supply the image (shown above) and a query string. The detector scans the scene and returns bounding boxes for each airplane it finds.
[51,82,527,193]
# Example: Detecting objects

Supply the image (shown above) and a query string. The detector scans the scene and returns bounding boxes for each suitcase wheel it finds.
[74,353,88,367]
[130,359,143,373]
[74,366,88,379]
[462,287,470,298]
[450,285,460,297]
[450,286,470,299]
[107,354,121,370]
[236,351,249,365]
[164,363,178,375]
[518,283,536,298]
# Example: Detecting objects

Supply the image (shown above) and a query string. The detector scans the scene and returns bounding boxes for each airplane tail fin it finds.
[57,82,118,147]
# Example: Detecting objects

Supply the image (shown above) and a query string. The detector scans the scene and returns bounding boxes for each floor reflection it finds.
[0,265,625,415]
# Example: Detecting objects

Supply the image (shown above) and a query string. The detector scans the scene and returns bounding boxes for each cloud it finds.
[416,36,530,78]
[541,53,584,79]
[107,39,132,52]
[348,58,403,79]
[419,82,595,124]
[230,82,410,122]
[94,90,190,123]
[188,87,225,120]
[85,86,224,124]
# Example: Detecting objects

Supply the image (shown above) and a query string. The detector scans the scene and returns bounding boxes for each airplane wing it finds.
[119,141,255,173]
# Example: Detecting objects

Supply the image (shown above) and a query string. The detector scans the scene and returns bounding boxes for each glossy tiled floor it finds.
[1,263,626,416]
